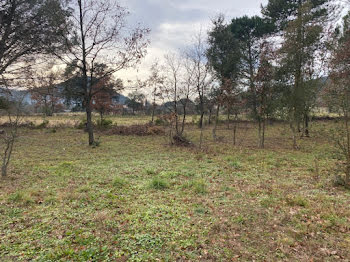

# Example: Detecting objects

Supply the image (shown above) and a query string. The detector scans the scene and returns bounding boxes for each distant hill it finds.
[0,87,128,110]
[112,93,128,105]
[0,88,33,105]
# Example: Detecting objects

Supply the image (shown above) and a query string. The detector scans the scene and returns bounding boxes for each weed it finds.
[285,195,309,207]
[96,118,113,127]
[182,179,208,194]
[144,168,157,175]
[113,176,127,188]
[149,177,169,190]
[8,192,34,205]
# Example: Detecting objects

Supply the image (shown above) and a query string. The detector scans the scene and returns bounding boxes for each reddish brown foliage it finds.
[91,77,114,117]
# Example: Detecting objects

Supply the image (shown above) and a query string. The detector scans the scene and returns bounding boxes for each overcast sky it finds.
[118,0,268,88]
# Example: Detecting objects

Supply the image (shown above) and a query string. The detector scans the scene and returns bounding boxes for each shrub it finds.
[113,177,127,188]
[96,118,113,128]
[182,179,208,194]
[154,118,166,126]
[106,124,164,136]
[36,119,49,129]
[91,138,101,148]
[77,120,87,130]
[8,192,34,205]
[193,179,208,194]
[285,195,308,207]
[149,177,168,190]
[230,160,242,169]
[172,135,193,147]
[191,115,198,124]
[144,168,157,175]
[332,175,348,188]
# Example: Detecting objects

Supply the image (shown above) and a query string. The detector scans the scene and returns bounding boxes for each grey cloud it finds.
[117,0,268,83]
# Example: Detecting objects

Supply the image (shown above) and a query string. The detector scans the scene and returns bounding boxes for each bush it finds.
[144,168,157,175]
[35,119,49,129]
[285,195,308,207]
[77,120,87,130]
[97,118,113,128]
[113,176,127,188]
[192,115,198,124]
[154,118,166,126]
[332,175,348,188]
[91,138,101,148]
[8,192,34,205]
[172,135,193,147]
[182,179,208,194]
[193,180,208,194]
[106,124,164,136]
[149,177,168,190]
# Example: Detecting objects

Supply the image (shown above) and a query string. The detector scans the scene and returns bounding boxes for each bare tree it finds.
[146,61,165,124]
[29,65,63,116]
[180,55,196,135]
[58,0,150,145]
[0,81,26,178]
[220,78,243,145]
[255,41,276,148]
[186,31,212,148]
[162,53,182,136]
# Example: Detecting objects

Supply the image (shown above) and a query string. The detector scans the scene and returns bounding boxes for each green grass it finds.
[113,176,128,188]
[0,119,349,261]
[149,177,169,190]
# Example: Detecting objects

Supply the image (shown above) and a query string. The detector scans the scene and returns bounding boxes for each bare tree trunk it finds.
[86,99,94,145]
[262,119,265,149]
[208,108,212,125]
[227,109,230,130]
[304,113,309,137]
[233,124,237,146]
[79,0,94,146]
[199,106,204,129]
[199,103,205,148]
[174,81,179,135]
[100,111,103,122]
[212,104,220,140]
[290,120,298,150]
[51,100,55,116]
[199,121,204,148]
[151,95,156,124]
[233,113,238,146]
[2,138,14,177]
[258,118,266,149]
[2,143,11,177]
[151,104,155,124]
[1,165,7,177]
[233,114,238,146]
[258,119,262,148]
[180,101,187,135]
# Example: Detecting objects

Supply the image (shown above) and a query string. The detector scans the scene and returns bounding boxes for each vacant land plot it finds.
[0,119,349,261]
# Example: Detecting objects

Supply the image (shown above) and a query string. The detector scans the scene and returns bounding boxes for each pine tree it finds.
[263,0,330,148]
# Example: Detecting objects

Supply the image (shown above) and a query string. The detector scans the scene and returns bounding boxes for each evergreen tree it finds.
[229,15,274,119]
[263,0,330,148]
[207,15,241,139]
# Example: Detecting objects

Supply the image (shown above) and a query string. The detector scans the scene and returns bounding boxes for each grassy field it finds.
[0,114,153,127]
[0,117,349,261]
